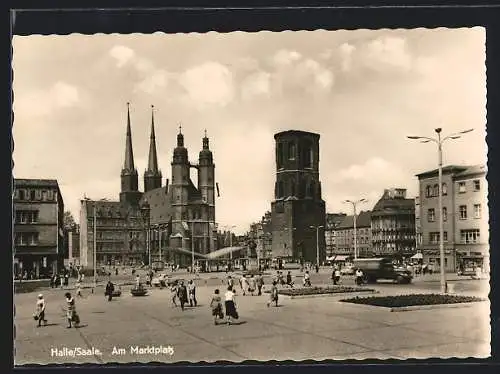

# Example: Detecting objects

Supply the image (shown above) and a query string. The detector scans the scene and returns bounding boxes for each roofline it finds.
[415,165,470,179]
[274,130,320,140]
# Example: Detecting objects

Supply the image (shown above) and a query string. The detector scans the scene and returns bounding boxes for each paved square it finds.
[14,281,490,365]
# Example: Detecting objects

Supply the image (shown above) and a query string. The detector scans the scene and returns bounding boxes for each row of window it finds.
[427,204,482,222]
[14,189,57,202]
[15,210,39,224]
[424,179,481,198]
[427,229,480,244]
[15,232,39,246]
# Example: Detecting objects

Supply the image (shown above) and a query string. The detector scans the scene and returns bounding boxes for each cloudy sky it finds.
[12,28,486,234]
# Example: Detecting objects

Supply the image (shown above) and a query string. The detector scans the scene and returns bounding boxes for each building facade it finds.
[415,196,423,250]
[247,211,273,261]
[64,225,80,267]
[13,179,65,278]
[79,104,218,269]
[416,164,488,273]
[325,213,347,257]
[270,130,326,264]
[334,211,372,257]
[371,188,416,257]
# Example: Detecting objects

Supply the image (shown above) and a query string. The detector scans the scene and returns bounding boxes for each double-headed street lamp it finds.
[309,225,324,266]
[343,199,367,260]
[407,127,473,294]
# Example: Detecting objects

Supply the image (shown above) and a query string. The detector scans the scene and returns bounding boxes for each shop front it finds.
[421,248,456,273]
[14,253,59,279]
[456,249,489,275]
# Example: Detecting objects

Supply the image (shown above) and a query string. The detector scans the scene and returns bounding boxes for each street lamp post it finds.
[407,127,473,294]
[140,201,151,268]
[343,199,367,260]
[309,225,324,266]
[191,221,195,273]
[93,203,97,290]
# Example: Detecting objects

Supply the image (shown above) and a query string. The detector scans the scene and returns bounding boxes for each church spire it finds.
[177,123,184,147]
[123,102,135,172]
[147,105,159,173]
[202,129,209,150]
[144,105,162,193]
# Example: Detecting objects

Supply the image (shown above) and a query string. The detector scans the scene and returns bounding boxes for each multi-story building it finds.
[416,164,488,272]
[371,188,416,257]
[80,104,218,269]
[65,224,80,267]
[325,213,347,257]
[13,179,65,278]
[247,211,273,261]
[270,130,326,264]
[334,211,372,257]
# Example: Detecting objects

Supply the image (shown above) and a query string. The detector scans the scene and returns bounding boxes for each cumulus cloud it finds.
[365,36,412,71]
[14,81,80,119]
[339,43,355,72]
[335,157,409,187]
[135,69,169,94]
[241,71,271,100]
[179,62,234,107]
[109,45,135,68]
[272,49,302,66]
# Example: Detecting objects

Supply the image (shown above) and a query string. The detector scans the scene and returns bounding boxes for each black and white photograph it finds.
[12,26,490,364]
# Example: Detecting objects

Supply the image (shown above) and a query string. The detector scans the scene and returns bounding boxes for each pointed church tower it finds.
[198,130,216,252]
[144,105,162,192]
[120,103,142,206]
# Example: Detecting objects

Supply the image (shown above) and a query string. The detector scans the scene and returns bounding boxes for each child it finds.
[267,281,279,307]
[210,289,224,325]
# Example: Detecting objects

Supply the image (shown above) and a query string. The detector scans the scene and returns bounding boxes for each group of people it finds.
[170,280,198,310]
[33,292,81,329]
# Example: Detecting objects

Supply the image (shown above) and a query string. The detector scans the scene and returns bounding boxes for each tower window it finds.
[19,190,25,200]
[278,181,284,198]
[277,143,284,169]
[288,142,296,160]
[30,190,36,200]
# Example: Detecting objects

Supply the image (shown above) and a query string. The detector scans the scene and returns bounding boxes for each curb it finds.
[389,300,488,312]
[285,291,379,300]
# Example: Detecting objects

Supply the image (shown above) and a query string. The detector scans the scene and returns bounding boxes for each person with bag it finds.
[65,292,80,328]
[210,289,224,325]
[224,285,239,325]
[34,294,47,327]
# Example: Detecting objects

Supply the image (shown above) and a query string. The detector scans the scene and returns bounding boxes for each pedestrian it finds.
[64,292,80,328]
[248,275,257,295]
[170,282,178,307]
[267,281,279,307]
[115,268,118,276]
[355,268,364,286]
[286,271,294,288]
[303,270,311,287]
[278,271,285,286]
[227,275,234,288]
[64,272,69,286]
[210,289,224,325]
[76,280,83,298]
[315,264,319,273]
[188,279,197,307]
[50,274,55,288]
[59,274,64,289]
[331,268,337,285]
[240,275,249,296]
[335,267,341,285]
[224,285,239,325]
[34,294,47,327]
[256,273,264,296]
[177,281,188,311]
[135,274,140,287]
[105,280,115,301]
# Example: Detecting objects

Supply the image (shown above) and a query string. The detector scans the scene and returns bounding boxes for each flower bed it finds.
[266,285,374,296]
[341,293,485,308]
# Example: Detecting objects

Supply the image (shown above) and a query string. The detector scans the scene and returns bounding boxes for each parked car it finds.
[340,265,355,275]
[151,273,169,287]
[353,258,412,284]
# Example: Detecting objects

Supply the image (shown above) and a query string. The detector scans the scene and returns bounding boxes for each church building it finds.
[79,104,217,269]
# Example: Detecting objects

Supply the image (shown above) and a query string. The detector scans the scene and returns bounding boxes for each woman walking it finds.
[177,281,188,311]
[105,280,115,301]
[224,286,239,325]
[65,292,80,328]
[34,294,47,327]
[209,289,224,325]
[188,280,197,307]
[267,281,279,307]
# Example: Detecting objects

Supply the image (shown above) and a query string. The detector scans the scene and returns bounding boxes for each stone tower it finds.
[144,105,162,192]
[120,103,142,206]
[170,126,191,240]
[270,130,326,264]
[198,130,216,252]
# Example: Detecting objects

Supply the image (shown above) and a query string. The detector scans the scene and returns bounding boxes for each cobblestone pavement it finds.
[14,277,490,365]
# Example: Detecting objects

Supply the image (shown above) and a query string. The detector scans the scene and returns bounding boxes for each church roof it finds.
[141,186,172,225]
[336,211,372,229]
[82,199,131,219]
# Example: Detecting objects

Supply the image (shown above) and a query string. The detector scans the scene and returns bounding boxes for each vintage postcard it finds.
[12,27,489,365]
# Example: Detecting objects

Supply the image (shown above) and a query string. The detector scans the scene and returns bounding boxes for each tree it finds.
[64,211,76,230]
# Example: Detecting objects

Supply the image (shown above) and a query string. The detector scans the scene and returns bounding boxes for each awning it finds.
[411,253,423,259]
[333,255,349,261]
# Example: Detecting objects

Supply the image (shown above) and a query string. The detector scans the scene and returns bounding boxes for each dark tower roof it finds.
[146,105,160,174]
[177,124,184,147]
[173,124,188,163]
[199,129,213,161]
[274,130,320,140]
[122,102,136,173]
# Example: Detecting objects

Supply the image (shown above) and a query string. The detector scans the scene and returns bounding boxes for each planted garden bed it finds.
[266,285,375,297]
[341,293,485,308]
